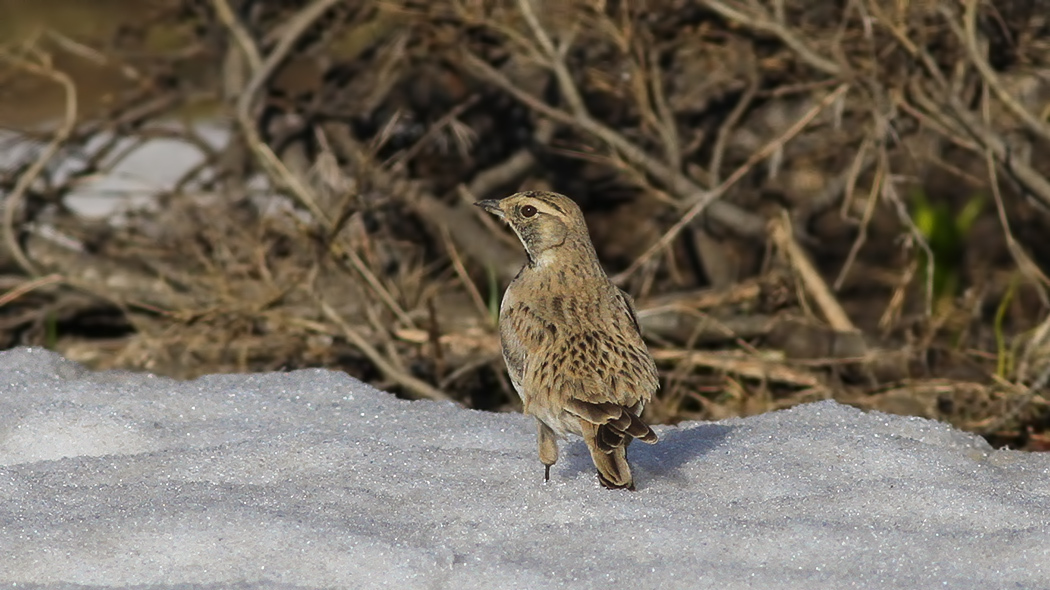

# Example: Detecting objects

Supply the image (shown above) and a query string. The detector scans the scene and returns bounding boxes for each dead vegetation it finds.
[1,0,1049,449]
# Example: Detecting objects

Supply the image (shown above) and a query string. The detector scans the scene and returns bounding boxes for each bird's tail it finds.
[580,421,638,490]
[573,400,658,490]
[590,439,634,490]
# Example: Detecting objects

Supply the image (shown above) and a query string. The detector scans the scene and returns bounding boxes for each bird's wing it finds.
[566,399,658,445]
[499,308,527,394]
[543,304,659,414]
[499,294,558,403]
[615,286,645,336]
[611,286,660,396]
[502,282,659,442]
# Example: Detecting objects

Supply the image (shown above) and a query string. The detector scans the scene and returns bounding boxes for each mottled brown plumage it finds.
[475,191,659,490]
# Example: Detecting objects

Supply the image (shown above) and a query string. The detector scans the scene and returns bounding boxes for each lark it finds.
[475,191,659,490]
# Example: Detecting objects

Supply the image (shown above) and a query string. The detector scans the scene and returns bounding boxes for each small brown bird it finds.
[475,191,659,490]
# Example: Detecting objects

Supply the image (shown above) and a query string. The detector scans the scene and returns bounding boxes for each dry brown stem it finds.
[2,0,1048,449]
[216,0,342,226]
[0,45,78,277]
[954,0,1050,144]
[461,41,769,240]
[769,212,857,333]
[320,299,451,402]
[613,83,851,284]
[700,0,842,77]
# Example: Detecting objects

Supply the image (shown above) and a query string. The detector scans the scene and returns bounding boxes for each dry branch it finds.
[0,48,77,277]
[1,0,1048,449]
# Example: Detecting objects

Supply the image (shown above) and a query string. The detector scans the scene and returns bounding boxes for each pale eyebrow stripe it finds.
[531,192,566,215]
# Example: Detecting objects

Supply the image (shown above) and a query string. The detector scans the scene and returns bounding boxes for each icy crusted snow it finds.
[0,347,1047,589]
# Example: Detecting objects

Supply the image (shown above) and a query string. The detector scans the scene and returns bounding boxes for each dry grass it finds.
[1,0,1049,450]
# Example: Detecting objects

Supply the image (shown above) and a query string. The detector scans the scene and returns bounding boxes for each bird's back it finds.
[501,265,658,436]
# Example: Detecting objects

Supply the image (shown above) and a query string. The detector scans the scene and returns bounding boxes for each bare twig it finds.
[1018,313,1050,384]
[516,0,587,117]
[0,273,64,307]
[613,83,851,284]
[461,119,555,201]
[980,89,1050,301]
[214,0,342,226]
[873,3,1050,209]
[948,0,1050,143]
[212,0,419,330]
[338,246,416,329]
[833,148,882,291]
[0,48,78,277]
[285,209,416,328]
[709,70,759,185]
[319,299,452,402]
[387,95,482,174]
[211,0,262,74]
[700,0,842,77]
[769,212,857,333]
[878,144,935,319]
[650,348,824,388]
[43,29,145,82]
[644,46,682,173]
[797,133,877,222]
[322,122,524,281]
[983,364,1050,436]
[461,48,768,240]
[440,225,490,321]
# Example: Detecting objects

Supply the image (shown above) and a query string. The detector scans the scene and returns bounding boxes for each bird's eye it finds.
[521,205,537,218]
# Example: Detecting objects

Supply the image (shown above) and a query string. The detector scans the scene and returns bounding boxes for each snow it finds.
[0,346,1047,589]
[1,126,227,220]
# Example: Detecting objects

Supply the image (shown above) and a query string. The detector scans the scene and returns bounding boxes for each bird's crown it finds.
[475,191,596,268]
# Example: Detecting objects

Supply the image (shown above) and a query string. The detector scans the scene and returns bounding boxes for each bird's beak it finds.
[474,199,504,218]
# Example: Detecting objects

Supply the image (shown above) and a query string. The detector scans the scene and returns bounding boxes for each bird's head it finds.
[475,191,595,267]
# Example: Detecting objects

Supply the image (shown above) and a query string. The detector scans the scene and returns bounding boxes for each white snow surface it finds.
[0,347,1047,589]
[1,126,227,220]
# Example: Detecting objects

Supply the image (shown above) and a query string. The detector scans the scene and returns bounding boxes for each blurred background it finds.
[1,0,1048,450]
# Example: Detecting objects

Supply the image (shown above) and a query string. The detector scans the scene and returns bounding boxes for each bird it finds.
[475,190,659,490]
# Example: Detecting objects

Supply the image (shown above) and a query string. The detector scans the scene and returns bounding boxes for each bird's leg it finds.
[537,421,559,482]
